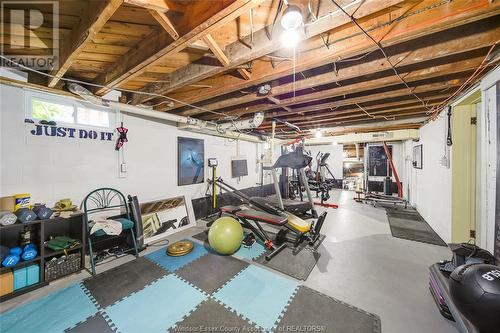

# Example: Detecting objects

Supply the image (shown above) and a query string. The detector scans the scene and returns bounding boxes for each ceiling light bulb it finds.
[315,130,322,138]
[332,141,338,146]
[281,28,300,49]
[281,5,303,30]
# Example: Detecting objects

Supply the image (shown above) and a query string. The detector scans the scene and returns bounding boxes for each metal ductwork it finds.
[67,83,264,136]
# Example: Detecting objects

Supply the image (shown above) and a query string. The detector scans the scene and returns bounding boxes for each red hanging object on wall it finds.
[115,122,128,151]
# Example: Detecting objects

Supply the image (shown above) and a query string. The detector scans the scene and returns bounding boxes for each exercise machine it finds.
[209,178,327,260]
[258,146,318,218]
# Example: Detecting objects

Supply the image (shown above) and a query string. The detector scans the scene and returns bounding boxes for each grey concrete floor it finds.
[0,190,458,333]
[306,190,457,333]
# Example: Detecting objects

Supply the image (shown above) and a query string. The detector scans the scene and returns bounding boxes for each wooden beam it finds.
[203,33,230,66]
[237,68,252,80]
[178,20,499,116]
[153,0,499,109]
[94,0,265,95]
[124,0,186,12]
[202,57,484,120]
[134,0,410,103]
[48,0,123,87]
[149,10,179,40]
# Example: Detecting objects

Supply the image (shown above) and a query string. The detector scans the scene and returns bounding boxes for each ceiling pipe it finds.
[67,83,264,135]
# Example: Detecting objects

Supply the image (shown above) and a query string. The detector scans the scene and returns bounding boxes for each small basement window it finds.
[28,92,112,128]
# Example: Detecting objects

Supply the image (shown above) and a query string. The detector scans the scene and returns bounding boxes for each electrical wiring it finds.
[0,54,231,119]
[428,40,500,119]
[355,103,395,121]
[329,0,432,114]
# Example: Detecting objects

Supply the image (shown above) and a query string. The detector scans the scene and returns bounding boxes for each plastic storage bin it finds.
[0,271,14,296]
[26,264,39,286]
[13,267,27,290]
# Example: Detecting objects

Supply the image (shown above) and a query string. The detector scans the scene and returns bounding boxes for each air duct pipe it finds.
[67,83,264,134]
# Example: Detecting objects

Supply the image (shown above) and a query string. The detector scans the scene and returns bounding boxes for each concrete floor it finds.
[0,190,458,333]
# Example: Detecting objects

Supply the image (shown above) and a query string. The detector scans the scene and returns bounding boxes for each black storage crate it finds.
[44,253,81,282]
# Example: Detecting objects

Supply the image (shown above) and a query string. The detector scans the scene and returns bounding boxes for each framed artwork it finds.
[139,196,191,244]
[178,137,204,186]
[413,145,423,169]
[368,145,392,177]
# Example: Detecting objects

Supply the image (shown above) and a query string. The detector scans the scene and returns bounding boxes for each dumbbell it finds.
[1,247,22,267]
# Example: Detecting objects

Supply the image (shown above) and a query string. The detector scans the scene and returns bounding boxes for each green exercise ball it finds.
[208,216,243,255]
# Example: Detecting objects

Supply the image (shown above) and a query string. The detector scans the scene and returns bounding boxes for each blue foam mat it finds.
[145,241,208,272]
[0,283,98,333]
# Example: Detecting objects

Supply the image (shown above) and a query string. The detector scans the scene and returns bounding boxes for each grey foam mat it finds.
[176,252,249,294]
[276,286,381,333]
[255,246,320,280]
[386,209,446,246]
[83,257,167,308]
[169,299,261,333]
[65,313,115,333]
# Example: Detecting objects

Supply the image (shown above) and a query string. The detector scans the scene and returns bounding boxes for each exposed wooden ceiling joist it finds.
[123,0,186,13]
[149,9,179,40]
[178,19,499,117]
[154,0,499,112]
[133,0,412,104]
[48,0,123,87]
[93,0,265,95]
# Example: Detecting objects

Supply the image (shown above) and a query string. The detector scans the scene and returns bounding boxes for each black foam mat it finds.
[169,299,261,333]
[386,209,446,246]
[83,257,167,308]
[276,286,381,333]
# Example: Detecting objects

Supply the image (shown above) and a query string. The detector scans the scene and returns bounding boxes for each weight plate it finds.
[167,240,194,256]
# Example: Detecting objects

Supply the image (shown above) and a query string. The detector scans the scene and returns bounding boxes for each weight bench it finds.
[219,205,327,261]
[220,206,288,260]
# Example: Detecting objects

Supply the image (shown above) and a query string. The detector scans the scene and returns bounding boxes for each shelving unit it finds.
[0,214,85,302]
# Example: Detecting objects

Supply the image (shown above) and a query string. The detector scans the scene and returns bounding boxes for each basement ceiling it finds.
[1,0,499,138]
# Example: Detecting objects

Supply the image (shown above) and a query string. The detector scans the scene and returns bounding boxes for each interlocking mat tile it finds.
[169,299,262,333]
[276,286,381,333]
[146,241,208,272]
[0,283,98,333]
[255,247,320,280]
[104,274,206,333]
[176,252,249,294]
[213,265,298,331]
[83,257,167,308]
[65,312,114,333]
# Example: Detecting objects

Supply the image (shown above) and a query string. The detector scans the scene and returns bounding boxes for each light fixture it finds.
[280,28,300,49]
[315,130,322,138]
[281,5,303,30]
[258,84,271,95]
[332,141,338,146]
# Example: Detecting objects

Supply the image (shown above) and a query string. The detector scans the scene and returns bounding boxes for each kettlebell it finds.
[15,208,37,223]
[21,244,37,261]
[33,204,52,220]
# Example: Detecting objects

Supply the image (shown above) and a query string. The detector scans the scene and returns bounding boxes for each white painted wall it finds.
[0,84,264,215]
[304,144,344,179]
[407,115,452,242]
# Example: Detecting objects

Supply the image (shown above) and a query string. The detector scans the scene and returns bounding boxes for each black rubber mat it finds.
[386,209,447,246]
[176,252,248,293]
[169,299,261,333]
[65,313,114,333]
[255,246,320,281]
[192,230,208,243]
[83,257,167,307]
[276,286,381,333]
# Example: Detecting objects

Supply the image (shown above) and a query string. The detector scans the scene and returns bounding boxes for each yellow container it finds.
[14,193,31,211]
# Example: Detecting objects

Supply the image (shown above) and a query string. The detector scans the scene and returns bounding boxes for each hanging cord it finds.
[446,106,453,146]
[329,0,432,114]
[0,55,232,119]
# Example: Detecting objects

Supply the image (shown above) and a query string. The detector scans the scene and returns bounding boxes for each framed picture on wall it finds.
[178,137,204,186]
[413,144,423,169]
[139,196,192,244]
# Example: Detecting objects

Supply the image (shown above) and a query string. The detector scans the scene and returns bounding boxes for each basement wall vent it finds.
[371,132,393,139]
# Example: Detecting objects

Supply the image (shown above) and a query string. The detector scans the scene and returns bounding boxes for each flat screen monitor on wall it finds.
[231,159,248,178]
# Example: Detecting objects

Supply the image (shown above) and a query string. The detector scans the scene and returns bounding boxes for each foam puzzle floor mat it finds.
[0,240,381,333]
[193,230,323,280]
